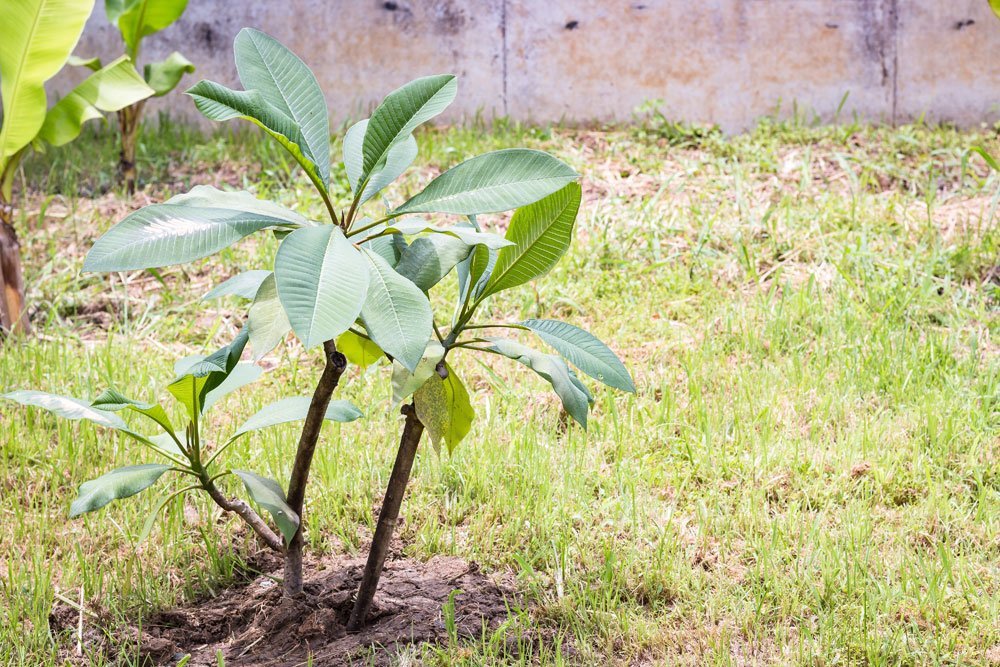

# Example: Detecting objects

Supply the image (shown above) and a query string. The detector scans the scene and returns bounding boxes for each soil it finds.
[54,554,518,666]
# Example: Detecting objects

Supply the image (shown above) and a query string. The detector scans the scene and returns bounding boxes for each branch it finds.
[203,481,284,552]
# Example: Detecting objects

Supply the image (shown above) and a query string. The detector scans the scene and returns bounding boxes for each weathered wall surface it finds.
[55,0,1000,130]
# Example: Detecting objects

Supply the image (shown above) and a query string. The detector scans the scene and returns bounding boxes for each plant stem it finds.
[348,403,424,630]
[203,477,284,552]
[0,213,29,337]
[283,340,348,596]
[117,102,145,196]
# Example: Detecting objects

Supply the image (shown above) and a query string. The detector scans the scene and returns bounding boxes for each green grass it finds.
[1,115,998,666]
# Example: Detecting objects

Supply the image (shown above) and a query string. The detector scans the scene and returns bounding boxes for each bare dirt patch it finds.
[116,554,514,666]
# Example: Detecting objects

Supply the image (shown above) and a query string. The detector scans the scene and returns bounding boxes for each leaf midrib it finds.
[487,194,575,293]
[402,173,569,211]
[0,0,44,160]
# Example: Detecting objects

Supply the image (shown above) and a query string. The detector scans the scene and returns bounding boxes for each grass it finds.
[1,113,998,666]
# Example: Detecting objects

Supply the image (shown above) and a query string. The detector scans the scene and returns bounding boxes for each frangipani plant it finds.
[0,0,153,335]
[2,326,363,549]
[73,0,195,193]
[78,28,634,628]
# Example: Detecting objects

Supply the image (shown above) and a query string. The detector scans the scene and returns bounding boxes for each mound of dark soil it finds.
[129,554,513,666]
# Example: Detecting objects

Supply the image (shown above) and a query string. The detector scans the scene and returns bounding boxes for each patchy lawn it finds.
[1,116,997,665]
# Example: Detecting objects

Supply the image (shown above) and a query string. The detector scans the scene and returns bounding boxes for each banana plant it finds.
[83,29,633,621]
[73,0,194,194]
[0,0,153,337]
[1,326,363,549]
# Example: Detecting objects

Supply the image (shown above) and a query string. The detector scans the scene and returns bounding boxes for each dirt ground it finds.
[52,553,520,666]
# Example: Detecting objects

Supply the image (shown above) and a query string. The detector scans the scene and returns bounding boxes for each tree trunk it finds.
[0,213,29,337]
[348,404,424,630]
[283,340,348,597]
[117,102,145,196]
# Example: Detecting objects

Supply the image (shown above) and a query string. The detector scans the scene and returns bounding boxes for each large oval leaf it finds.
[394,235,472,292]
[360,75,456,185]
[232,470,299,544]
[359,248,433,371]
[480,182,581,298]
[344,119,417,205]
[69,464,171,518]
[394,149,577,215]
[520,319,635,393]
[486,338,591,428]
[0,0,94,162]
[274,225,370,348]
[247,273,291,360]
[3,390,128,431]
[413,363,474,454]
[84,186,306,272]
[234,28,330,188]
[203,270,272,301]
[187,80,325,192]
[231,396,362,440]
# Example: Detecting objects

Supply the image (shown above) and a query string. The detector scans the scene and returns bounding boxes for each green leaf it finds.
[519,319,635,393]
[232,470,299,544]
[274,225,370,348]
[3,390,128,431]
[247,273,291,360]
[91,388,177,438]
[391,341,444,407]
[202,363,262,412]
[486,338,590,428]
[234,28,329,188]
[69,464,171,518]
[230,396,362,440]
[381,218,513,250]
[203,270,272,301]
[480,182,581,298]
[187,80,326,193]
[38,55,154,147]
[413,363,474,454]
[144,51,194,96]
[336,330,384,370]
[360,75,456,185]
[168,327,251,418]
[67,54,102,71]
[395,149,577,215]
[344,119,418,205]
[84,186,306,272]
[394,234,473,292]
[117,0,188,54]
[991,0,1000,20]
[359,248,433,372]
[105,0,125,23]
[0,0,95,164]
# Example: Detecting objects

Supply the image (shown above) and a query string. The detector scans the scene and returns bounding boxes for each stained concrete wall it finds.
[55,0,1000,130]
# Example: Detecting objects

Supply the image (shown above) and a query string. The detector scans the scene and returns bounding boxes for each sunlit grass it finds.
[1,115,997,665]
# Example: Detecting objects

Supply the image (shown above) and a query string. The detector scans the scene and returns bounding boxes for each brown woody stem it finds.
[204,480,284,552]
[348,403,424,629]
[283,340,348,596]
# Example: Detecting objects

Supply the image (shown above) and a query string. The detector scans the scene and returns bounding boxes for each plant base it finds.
[56,554,516,666]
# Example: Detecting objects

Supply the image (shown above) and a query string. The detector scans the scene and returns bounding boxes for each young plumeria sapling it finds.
[2,327,362,549]
[83,28,591,598]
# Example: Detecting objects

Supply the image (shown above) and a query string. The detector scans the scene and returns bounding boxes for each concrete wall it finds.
[56,0,1000,130]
